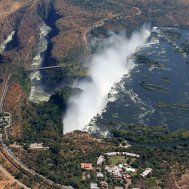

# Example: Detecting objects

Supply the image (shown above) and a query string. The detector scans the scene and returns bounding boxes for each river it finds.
[87,27,189,135]
[29,22,51,102]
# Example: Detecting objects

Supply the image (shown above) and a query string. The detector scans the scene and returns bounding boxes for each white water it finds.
[63,26,151,134]
[29,22,51,103]
[0,31,15,53]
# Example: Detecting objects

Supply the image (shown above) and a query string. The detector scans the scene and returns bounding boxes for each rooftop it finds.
[97,155,105,165]
[29,143,49,150]
[90,183,99,189]
[105,152,140,158]
[96,172,104,178]
[141,168,153,177]
[81,163,93,170]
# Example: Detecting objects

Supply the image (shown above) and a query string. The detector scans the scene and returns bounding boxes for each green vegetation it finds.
[61,63,86,77]
[90,26,109,39]
[17,87,110,188]
[12,68,31,95]
[157,102,189,110]
[112,113,119,119]
[42,46,86,88]
[17,130,114,188]
[135,54,163,68]
[18,87,75,145]
[108,156,129,165]
[20,98,62,144]
[128,144,189,188]
[41,64,86,90]
[111,125,189,143]
[162,29,182,42]
[180,40,189,55]
[139,81,167,93]
[161,76,171,83]
[1,0,189,188]
[35,137,101,188]
[63,47,85,65]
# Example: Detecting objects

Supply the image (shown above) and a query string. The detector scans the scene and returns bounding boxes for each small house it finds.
[97,172,104,178]
[140,168,152,177]
[90,183,99,189]
[81,163,93,170]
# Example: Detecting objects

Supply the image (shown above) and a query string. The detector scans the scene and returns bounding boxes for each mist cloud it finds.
[63,26,151,134]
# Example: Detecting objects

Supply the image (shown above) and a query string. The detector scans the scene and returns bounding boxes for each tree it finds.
[15,172,23,179]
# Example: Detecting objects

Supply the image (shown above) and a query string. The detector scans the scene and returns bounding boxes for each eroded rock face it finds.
[0,0,53,143]
[1,0,189,132]
[0,0,49,67]
[1,0,188,69]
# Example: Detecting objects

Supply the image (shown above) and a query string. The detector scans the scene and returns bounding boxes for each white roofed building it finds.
[140,168,152,177]
[90,183,99,189]
[97,172,104,178]
[105,152,140,158]
[97,155,105,165]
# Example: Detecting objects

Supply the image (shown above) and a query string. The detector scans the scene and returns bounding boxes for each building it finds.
[100,181,108,188]
[105,152,140,158]
[81,163,93,170]
[140,168,152,177]
[125,167,136,173]
[29,143,49,150]
[97,172,104,178]
[97,155,105,165]
[90,183,99,189]
[105,166,123,178]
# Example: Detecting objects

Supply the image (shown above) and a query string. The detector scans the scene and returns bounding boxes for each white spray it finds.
[0,31,15,53]
[63,26,151,134]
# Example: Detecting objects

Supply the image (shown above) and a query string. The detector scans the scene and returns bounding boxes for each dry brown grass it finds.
[0,0,34,20]
[178,170,189,189]
[177,0,189,5]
